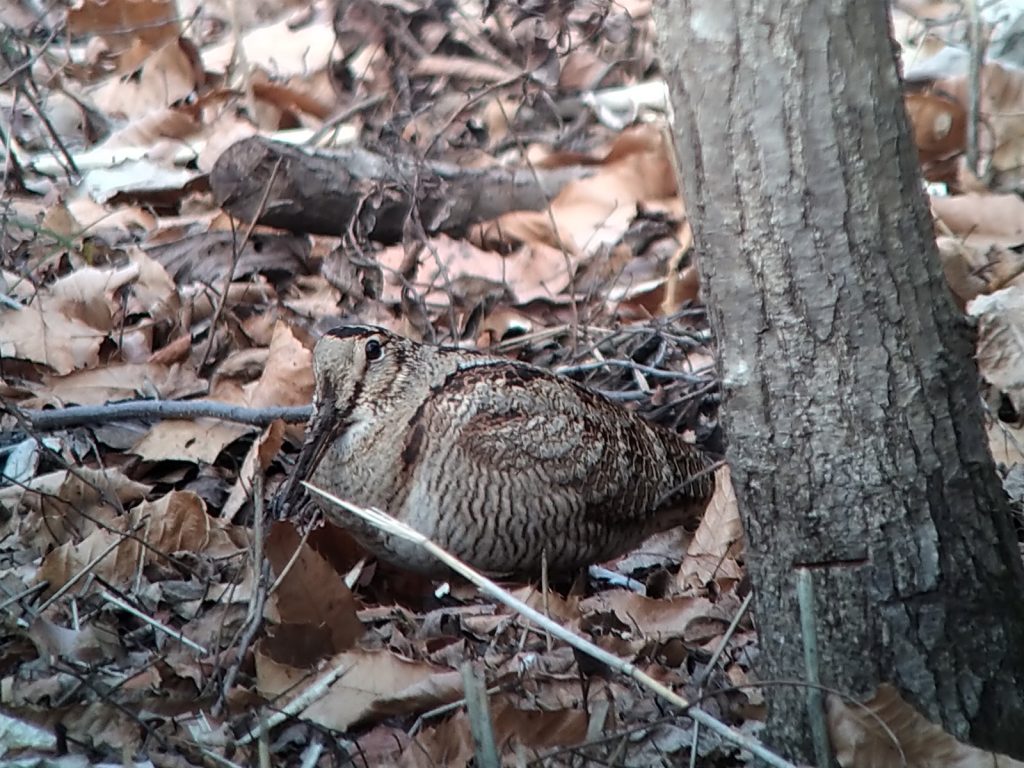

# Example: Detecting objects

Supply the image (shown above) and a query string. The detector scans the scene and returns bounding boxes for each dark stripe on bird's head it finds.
[324,325,388,340]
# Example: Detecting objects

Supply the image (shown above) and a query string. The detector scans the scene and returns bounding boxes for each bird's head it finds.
[312,325,412,421]
[276,324,455,519]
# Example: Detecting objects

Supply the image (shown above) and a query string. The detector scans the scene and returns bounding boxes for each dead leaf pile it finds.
[0,0,1021,765]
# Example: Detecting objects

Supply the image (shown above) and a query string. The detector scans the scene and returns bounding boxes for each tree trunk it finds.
[651,0,1024,759]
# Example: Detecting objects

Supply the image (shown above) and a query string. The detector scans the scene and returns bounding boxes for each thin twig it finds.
[33,521,148,616]
[685,678,907,766]
[692,591,752,689]
[409,683,508,736]
[526,717,676,766]
[268,512,318,595]
[101,590,208,655]
[0,431,209,590]
[555,358,712,382]
[52,659,167,748]
[422,74,523,158]
[5,54,79,178]
[965,0,984,175]
[307,93,387,145]
[196,746,247,768]
[234,662,350,746]
[502,96,584,349]
[0,25,62,89]
[690,589,753,768]
[214,473,270,718]
[301,483,797,768]
[0,582,48,615]
[298,738,324,768]
[199,157,284,370]
[20,401,311,431]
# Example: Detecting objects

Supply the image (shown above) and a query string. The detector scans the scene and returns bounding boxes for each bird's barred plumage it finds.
[283,325,716,576]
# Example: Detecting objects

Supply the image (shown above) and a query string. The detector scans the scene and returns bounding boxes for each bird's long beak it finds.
[273,384,342,519]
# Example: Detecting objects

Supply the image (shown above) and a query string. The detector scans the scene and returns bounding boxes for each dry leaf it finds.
[933,61,1024,184]
[255,647,461,731]
[580,589,727,642]
[678,465,745,590]
[36,522,144,597]
[222,421,285,520]
[130,417,253,463]
[248,320,315,411]
[31,362,204,407]
[968,286,1024,411]
[480,124,679,257]
[988,419,1024,466]
[931,194,1024,246]
[201,15,337,76]
[132,321,312,462]
[0,303,105,374]
[68,0,180,51]
[905,90,966,166]
[91,39,203,120]
[138,490,248,557]
[10,467,150,549]
[0,263,142,374]
[829,684,1024,768]
[264,522,363,658]
[36,490,246,596]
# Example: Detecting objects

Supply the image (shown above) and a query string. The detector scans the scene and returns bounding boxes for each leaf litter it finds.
[1,0,1024,766]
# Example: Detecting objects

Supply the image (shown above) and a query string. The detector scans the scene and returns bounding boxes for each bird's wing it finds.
[402,362,711,527]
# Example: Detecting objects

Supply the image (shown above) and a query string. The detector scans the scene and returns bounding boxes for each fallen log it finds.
[210,136,591,242]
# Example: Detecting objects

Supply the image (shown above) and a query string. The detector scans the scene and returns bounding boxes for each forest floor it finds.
[3,0,1024,766]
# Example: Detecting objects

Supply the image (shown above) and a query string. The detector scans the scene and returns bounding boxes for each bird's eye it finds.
[365,338,384,361]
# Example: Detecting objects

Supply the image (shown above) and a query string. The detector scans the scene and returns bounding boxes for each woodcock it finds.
[285,325,717,577]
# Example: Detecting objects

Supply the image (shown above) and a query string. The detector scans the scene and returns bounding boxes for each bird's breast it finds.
[311,416,404,509]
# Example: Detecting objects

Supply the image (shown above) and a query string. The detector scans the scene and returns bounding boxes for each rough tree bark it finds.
[651,0,1024,759]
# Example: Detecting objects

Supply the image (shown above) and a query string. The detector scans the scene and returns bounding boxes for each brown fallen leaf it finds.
[402,700,594,768]
[36,521,144,598]
[931,194,1024,246]
[27,616,122,665]
[0,263,143,374]
[828,683,1024,768]
[931,60,1024,186]
[0,304,105,375]
[968,286,1024,412]
[36,490,247,597]
[479,124,679,258]
[264,521,363,658]
[91,39,204,120]
[905,90,966,159]
[222,421,286,521]
[131,320,313,463]
[10,467,150,550]
[138,490,249,557]
[255,647,462,731]
[68,0,180,51]
[28,362,205,407]
[201,14,338,76]
[129,416,254,464]
[988,419,1024,467]
[678,466,745,591]
[936,236,1002,308]
[579,589,731,643]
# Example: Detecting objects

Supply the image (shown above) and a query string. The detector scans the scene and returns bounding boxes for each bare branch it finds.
[19,401,312,431]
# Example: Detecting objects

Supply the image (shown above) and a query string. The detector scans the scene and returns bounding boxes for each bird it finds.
[281,324,717,577]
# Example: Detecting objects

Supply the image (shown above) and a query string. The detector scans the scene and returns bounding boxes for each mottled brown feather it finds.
[285,325,716,576]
